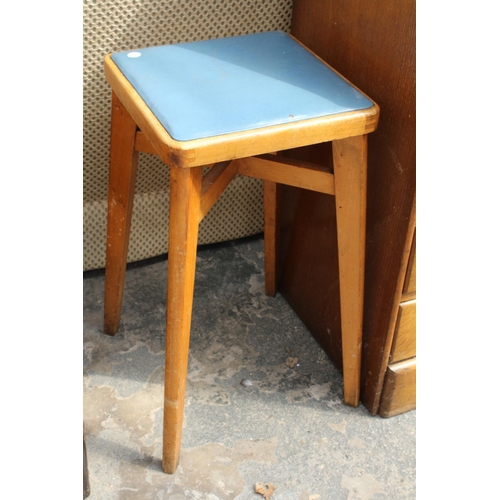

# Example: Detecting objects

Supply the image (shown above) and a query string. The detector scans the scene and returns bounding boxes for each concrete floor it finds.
[83,234,416,500]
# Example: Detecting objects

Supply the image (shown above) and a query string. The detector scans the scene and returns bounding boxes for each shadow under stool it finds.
[102,30,379,474]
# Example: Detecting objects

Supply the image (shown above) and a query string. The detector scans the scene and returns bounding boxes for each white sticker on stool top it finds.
[127,51,141,58]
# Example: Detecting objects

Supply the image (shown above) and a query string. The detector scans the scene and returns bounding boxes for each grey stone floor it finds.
[83,234,416,500]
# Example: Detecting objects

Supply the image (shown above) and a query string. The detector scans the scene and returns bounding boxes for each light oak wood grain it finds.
[234,155,335,195]
[104,92,139,335]
[199,161,237,221]
[134,130,160,156]
[390,300,416,363]
[379,358,416,417]
[162,166,203,474]
[332,135,368,407]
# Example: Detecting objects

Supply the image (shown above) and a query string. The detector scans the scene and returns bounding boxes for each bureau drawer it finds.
[379,357,416,417]
[390,299,416,363]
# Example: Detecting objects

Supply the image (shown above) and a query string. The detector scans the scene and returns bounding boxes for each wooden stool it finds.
[103,31,379,473]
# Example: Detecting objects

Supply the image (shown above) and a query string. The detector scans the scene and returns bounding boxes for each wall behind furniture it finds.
[83,0,293,271]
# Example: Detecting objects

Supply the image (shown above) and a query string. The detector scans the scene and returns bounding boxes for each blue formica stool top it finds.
[111,31,373,142]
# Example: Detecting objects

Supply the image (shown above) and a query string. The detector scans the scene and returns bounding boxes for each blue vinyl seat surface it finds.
[111,31,373,142]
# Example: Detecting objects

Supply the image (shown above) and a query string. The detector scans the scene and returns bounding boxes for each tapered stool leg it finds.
[332,135,368,407]
[263,180,280,297]
[162,165,203,474]
[104,92,139,335]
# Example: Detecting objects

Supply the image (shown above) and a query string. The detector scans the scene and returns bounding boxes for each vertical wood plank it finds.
[332,135,368,407]
[104,92,139,335]
[162,165,202,474]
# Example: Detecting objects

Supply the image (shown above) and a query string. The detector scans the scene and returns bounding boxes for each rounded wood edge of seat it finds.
[289,33,379,110]
[166,105,379,168]
[104,54,379,169]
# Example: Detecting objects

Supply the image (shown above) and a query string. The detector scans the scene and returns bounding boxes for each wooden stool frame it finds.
[103,41,379,473]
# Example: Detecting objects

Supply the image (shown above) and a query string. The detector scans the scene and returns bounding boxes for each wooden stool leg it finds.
[263,180,280,297]
[162,166,203,474]
[104,92,139,335]
[332,135,368,407]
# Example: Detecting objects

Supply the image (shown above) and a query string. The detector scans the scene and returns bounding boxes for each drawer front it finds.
[379,357,416,417]
[390,299,416,363]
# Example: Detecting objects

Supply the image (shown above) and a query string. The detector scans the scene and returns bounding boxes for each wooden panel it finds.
[278,142,342,369]
[390,300,416,363]
[379,358,416,418]
[279,0,416,415]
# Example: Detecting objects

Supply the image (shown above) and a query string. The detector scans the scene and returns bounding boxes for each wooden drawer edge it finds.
[390,299,416,363]
[379,357,416,418]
